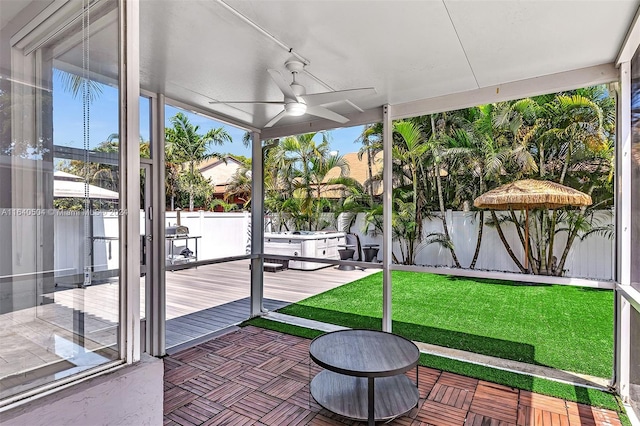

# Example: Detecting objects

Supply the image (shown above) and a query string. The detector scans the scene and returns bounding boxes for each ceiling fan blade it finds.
[301,88,376,107]
[267,69,297,100]
[209,100,285,105]
[306,106,349,123]
[264,109,287,128]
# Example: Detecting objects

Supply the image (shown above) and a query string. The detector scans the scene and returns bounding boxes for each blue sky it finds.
[53,72,366,157]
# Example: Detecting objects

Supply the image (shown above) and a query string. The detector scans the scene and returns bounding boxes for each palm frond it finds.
[55,69,103,103]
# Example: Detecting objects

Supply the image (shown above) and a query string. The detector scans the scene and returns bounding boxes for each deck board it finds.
[164,327,624,426]
[164,261,377,348]
[0,259,377,390]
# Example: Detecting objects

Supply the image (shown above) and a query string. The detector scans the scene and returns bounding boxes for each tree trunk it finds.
[469,175,485,270]
[539,143,545,177]
[434,163,461,268]
[546,210,558,275]
[559,142,571,185]
[367,147,374,198]
[491,211,527,273]
[399,237,407,264]
[549,148,571,274]
[539,210,547,272]
[509,210,527,259]
[556,204,589,276]
[408,232,415,265]
[557,223,579,276]
[469,210,483,269]
[189,161,195,211]
[412,166,420,243]
[510,210,536,273]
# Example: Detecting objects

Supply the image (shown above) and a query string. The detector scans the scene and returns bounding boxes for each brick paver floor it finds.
[163,326,622,426]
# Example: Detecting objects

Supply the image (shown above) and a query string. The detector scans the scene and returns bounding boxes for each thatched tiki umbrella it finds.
[474,179,592,271]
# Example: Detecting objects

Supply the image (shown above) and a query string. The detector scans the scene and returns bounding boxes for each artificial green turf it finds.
[245,317,324,340]
[278,271,614,378]
[241,318,624,414]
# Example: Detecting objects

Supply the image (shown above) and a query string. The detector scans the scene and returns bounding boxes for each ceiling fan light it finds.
[285,102,307,116]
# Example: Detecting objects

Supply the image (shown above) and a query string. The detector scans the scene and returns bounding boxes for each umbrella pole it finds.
[525,208,529,271]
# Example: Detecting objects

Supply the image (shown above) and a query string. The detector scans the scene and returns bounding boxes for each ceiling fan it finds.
[210,59,376,128]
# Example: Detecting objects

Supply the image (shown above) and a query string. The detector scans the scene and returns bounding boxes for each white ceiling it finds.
[138,0,639,131]
[4,0,640,133]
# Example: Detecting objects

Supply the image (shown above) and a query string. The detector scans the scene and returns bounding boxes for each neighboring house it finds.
[198,156,245,210]
[322,151,384,198]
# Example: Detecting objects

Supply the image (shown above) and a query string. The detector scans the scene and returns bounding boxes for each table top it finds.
[363,244,380,248]
[309,329,419,378]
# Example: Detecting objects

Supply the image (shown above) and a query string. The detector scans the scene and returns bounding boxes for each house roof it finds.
[53,171,119,200]
[198,156,244,173]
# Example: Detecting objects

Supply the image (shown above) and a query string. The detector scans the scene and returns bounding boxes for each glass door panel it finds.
[0,0,121,401]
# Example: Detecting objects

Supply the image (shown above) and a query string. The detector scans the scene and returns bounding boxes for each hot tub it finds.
[264,231,346,270]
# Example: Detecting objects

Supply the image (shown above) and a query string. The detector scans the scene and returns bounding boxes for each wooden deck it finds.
[46,259,378,349]
[164,260,378,349]
[163,326,623,426]
[0,260,376,392]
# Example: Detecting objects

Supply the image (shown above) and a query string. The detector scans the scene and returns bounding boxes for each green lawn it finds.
[278,271,614,378]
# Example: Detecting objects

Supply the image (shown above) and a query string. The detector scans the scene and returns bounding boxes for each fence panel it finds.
[346,210,613,280]
[51,209,614,281]
[165,211,249,261]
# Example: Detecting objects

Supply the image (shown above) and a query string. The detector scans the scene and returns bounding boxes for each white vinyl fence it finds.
[54,210,250,282]
[344,210,614,281]
[165,211,250,261]
[54,211,120,279]
[52,209,613,282]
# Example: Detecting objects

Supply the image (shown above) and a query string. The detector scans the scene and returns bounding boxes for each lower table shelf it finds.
[310,370,419,422]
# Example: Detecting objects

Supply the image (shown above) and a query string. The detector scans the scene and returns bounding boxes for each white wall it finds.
[2,355,163,426]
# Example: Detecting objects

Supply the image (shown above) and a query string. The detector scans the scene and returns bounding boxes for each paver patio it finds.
[163,326,623,426]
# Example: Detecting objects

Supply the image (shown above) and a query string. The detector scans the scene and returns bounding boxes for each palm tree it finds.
[357,123,383,198]
[422,114,462,268]
[263,141,292,231]
[270,132,327,230]
[55,69,103,104]
[457,104,517,269]
[544,89,613,275]
[306,152,361,230]
[391,120,430,264]
[492,87,614,275]
[165,159,181,211]
[224,164,252,209]
[165,112,231,210]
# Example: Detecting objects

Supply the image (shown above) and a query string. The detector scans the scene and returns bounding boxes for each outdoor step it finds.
[263,262,284,273]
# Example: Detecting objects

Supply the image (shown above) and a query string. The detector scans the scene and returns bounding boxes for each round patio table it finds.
[309,329,420,425]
